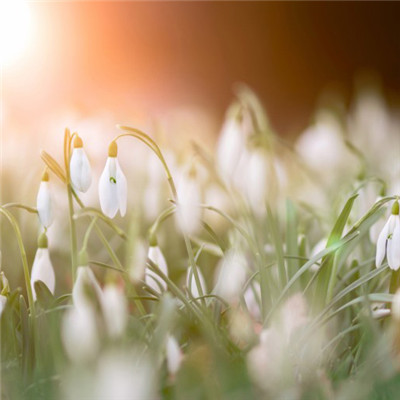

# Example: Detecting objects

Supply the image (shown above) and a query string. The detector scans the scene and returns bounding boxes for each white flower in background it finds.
[61,305,99,363]
[186,265,207,299]
[376,200,400,270]
[72,265,103,312]
[102,284,128,338]
[392,289,400,320]
[128,238,148,283]
[175,166,202,236]
[36,169,53,228]
[166,335,183,376]
[146,245,168,293]
[30,232,55,301]
[214,248,247,303]
[69,135,92,192]
[244,282,261,321]
[98,141,127,219]
[0,295,7,317]
[216,111,245,181]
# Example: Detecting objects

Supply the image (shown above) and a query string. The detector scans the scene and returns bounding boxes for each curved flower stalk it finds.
[186,265,207,299]
[376,200,400,270]
[36,169,53,228]
[98,141,127,219]
[166,335,183,376]
[102,284,128,338]
[145,245,168,294]
[214,248,248,304]
[175,166,202,236]
[30,232,55,300]
[70,135,92,193]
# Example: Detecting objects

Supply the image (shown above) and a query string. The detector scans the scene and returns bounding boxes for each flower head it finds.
[30,232,55,300]
[70,135,92,192]
[98,141,127,219]
[376,200,400,270]
[145,245,168,294]
[36,169,53,228]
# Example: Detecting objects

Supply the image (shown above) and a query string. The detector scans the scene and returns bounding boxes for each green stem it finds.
[0,207,35,315]
[389,269,400,295]
[66,183,78,282]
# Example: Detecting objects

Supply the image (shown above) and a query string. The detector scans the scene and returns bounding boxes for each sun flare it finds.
[0,0,32,66]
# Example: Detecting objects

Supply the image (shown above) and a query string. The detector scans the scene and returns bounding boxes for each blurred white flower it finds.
[214,248,247,303]
[376,200,400,270]
[216,114,245,182]
[98,141,127,219]
[175,167,202,235]
[61,305,99,363]
[102,284,128,338]
[128,238,148,283]
[0,295,7,317]
[244,282,261,321]
[72,266,103,313]
[69,135,92,193]
[166,335,183,376]
[392,289,400,320]
[186,265,207,299]
[36,169,53,228]
[146,245,168,293]
[30,233,55,300]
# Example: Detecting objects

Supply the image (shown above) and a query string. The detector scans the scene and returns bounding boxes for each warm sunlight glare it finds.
[0,0,32,66]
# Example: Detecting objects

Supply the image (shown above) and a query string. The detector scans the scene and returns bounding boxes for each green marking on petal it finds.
[110,177,117,184]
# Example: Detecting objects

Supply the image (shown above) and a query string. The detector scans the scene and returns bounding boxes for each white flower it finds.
[145,245,168,294]
[214,248,247,303]
[73,266,103,313]
[0,295,7,317]
[244,282,261,320]
[216,113,245,182]
[175,167,202,235]
[102,284,128,338]
[70,135,92,192]
[186,265,207,299]
[30,233,55,300]
[98,141,127,219]
[166,335,183,376]
[376,200,400,270]
[61,305,99,363]
[36,169,53,228]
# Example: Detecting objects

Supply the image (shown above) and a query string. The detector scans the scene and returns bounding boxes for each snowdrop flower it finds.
[102,284,128,338]
[30,232,55,300]
[0,295,7,317]
[69,135,92,192]
[186,265,207,299]
[175,166,202,235]
[216,108,245,182]
[62,305,99,363]
[98,141,127,219]
[166,335,183,376]
[376,200,400,270]
[146,244,168,294]
[73,265,103,313]
[214,248,247,303]
[244,282,261,320]
[36,169,53,228]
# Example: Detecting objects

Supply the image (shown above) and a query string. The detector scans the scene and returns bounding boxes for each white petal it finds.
[166,335,183,375]
[70,148,92,192]
[73,266,103,313]
[0,295,7,317]
[375,217,391,268]
[102,285,127,338]
[388,216,400,271]
[98,157,119,219]
[36,181,53,228]
[146,246,168,293]
[31,248,55,300]
[186,266,207,299]
[116,159,127,217]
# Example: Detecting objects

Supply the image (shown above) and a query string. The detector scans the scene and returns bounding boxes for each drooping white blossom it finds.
[98,141,127,219]
[102,284,128,338]
[166,335,183,376]
[70,135,92,193]
[36,169,53,228]
[376,200,400,270]
[30,233,55,300]
[145,245,168,294]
